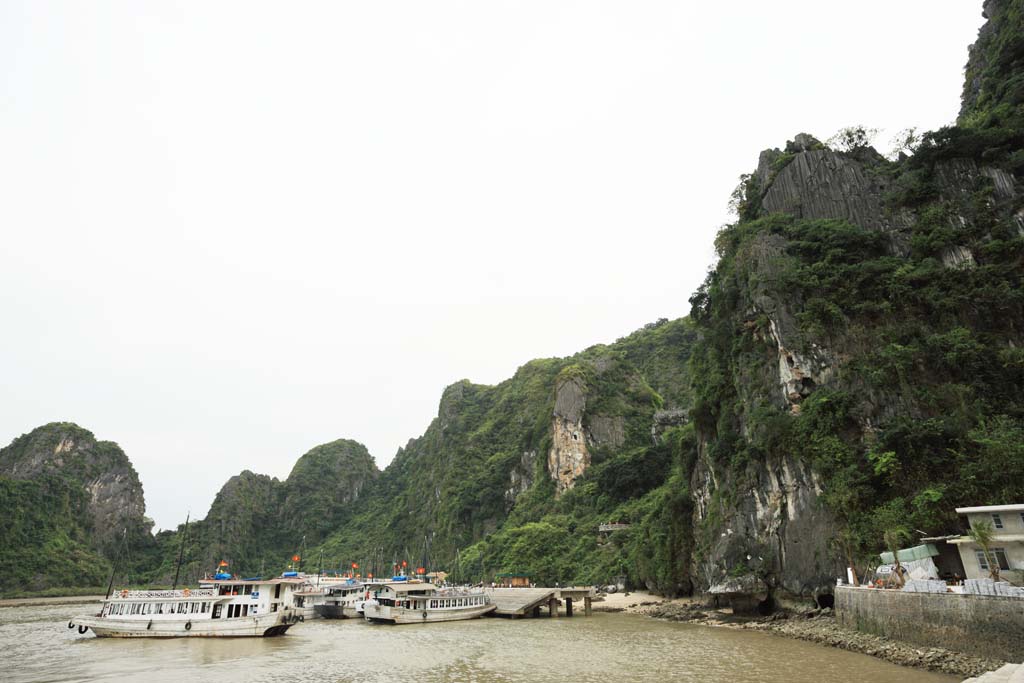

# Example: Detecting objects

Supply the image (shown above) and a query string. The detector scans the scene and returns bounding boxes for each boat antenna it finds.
[172,512,190,591]
[317,548,324,586]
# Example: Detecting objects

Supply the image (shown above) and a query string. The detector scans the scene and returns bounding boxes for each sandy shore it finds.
[623,596,1007,679]
[0,595,104,609]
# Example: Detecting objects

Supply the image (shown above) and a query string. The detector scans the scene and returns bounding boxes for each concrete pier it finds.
[484,587,596,619]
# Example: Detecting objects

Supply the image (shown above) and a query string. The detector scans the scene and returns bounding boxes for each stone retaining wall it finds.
[835,585,1024,661]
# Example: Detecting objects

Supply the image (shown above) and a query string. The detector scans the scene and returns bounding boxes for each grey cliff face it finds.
[759,149,914,235]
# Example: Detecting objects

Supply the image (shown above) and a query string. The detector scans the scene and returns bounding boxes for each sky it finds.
[0,1,983,531]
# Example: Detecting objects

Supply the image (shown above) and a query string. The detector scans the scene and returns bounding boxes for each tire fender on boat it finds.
[185,621,192,631]
[147,620,153,630]
[422,611,428,620]
[78,625,88,634]
[299,615,304,622]
[67,621,74,629]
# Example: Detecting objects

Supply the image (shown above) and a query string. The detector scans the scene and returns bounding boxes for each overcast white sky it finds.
[1,1,982,530]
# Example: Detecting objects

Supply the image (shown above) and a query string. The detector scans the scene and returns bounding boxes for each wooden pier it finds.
[484,587,595,618]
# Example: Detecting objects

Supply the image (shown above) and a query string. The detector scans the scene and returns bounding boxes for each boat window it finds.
[178,602,188,614]
[201,602,209,613]
[244,585,253,595]
[213,604,222,619]
[275,584,282,599]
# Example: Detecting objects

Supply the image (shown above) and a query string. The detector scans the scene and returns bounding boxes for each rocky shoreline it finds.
[634,599,1006,679]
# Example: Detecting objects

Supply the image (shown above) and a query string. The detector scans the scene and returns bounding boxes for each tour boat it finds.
[315,579,368,619]
[68,576,308,638]
[362,581,495,624]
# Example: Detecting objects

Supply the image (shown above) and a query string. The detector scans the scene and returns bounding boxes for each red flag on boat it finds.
[292,554,301,562]
[218,560,229,567]
[352,562,358,569]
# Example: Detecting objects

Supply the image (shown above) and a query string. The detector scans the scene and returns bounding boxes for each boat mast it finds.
[172,512,190,591]
[104,527,126,599]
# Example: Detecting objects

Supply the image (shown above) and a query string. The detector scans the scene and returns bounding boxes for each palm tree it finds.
[968,520,1000,582]
[883,527,910,587]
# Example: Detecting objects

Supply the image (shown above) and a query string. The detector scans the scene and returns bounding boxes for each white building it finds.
[950,504,1024,583]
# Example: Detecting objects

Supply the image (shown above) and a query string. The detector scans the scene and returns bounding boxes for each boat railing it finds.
[111,588,218,600]
[435,588,487,598]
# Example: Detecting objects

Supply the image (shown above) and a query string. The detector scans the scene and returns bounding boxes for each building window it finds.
[991,514,1004,529]
[976,548,1011,571]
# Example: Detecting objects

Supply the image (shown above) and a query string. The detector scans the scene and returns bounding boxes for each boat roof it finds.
[326,582,364,590]
[376,581,437,593]
[205,577,307,585]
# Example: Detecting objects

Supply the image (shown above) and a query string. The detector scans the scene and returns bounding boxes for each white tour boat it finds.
[68,576,308,638]
[315,579,368,619]
[362,581,495,624]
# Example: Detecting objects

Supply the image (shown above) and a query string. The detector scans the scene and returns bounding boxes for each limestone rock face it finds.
[651,409,687,443]
[960,0,1010,121]
[547,375,590,493]
[505,450,536,505]
[0,422,149,550]
[760,149,913,234]
[692,441,841,602]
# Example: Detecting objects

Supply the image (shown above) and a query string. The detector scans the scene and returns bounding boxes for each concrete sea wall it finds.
[835,585,1024,661]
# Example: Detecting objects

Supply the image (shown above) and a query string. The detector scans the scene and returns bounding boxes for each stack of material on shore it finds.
[961,662,1024,683]
[963,579,1024,598]
[902,579,948,594]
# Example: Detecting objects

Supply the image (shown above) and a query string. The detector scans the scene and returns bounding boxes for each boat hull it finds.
[364,603,495,624]
[69,613,300,638]
[316,603,362,619]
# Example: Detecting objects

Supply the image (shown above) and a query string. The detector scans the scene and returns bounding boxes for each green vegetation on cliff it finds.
[684,2,1024,584]
[0,423,154,595]
[316,318,698,593]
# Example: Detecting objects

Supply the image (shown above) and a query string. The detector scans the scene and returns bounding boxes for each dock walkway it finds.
[484,587,595,618]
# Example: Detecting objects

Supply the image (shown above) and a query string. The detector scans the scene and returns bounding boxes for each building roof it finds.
[955,504,1024,514]
[950,534,1024,545]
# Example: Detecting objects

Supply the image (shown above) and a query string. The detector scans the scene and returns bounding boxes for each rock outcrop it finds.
[0,422,150,550]
[547,373,590,493]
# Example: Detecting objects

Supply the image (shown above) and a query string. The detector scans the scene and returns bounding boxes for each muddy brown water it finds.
[1,601,956,682]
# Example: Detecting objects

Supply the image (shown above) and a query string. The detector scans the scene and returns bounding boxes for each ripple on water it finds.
[2,604,957,683]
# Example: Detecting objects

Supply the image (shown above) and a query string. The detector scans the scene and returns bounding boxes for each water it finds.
[2,601,956,683]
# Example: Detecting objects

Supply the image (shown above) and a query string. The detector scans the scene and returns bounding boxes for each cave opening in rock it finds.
[816,593,834,609]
